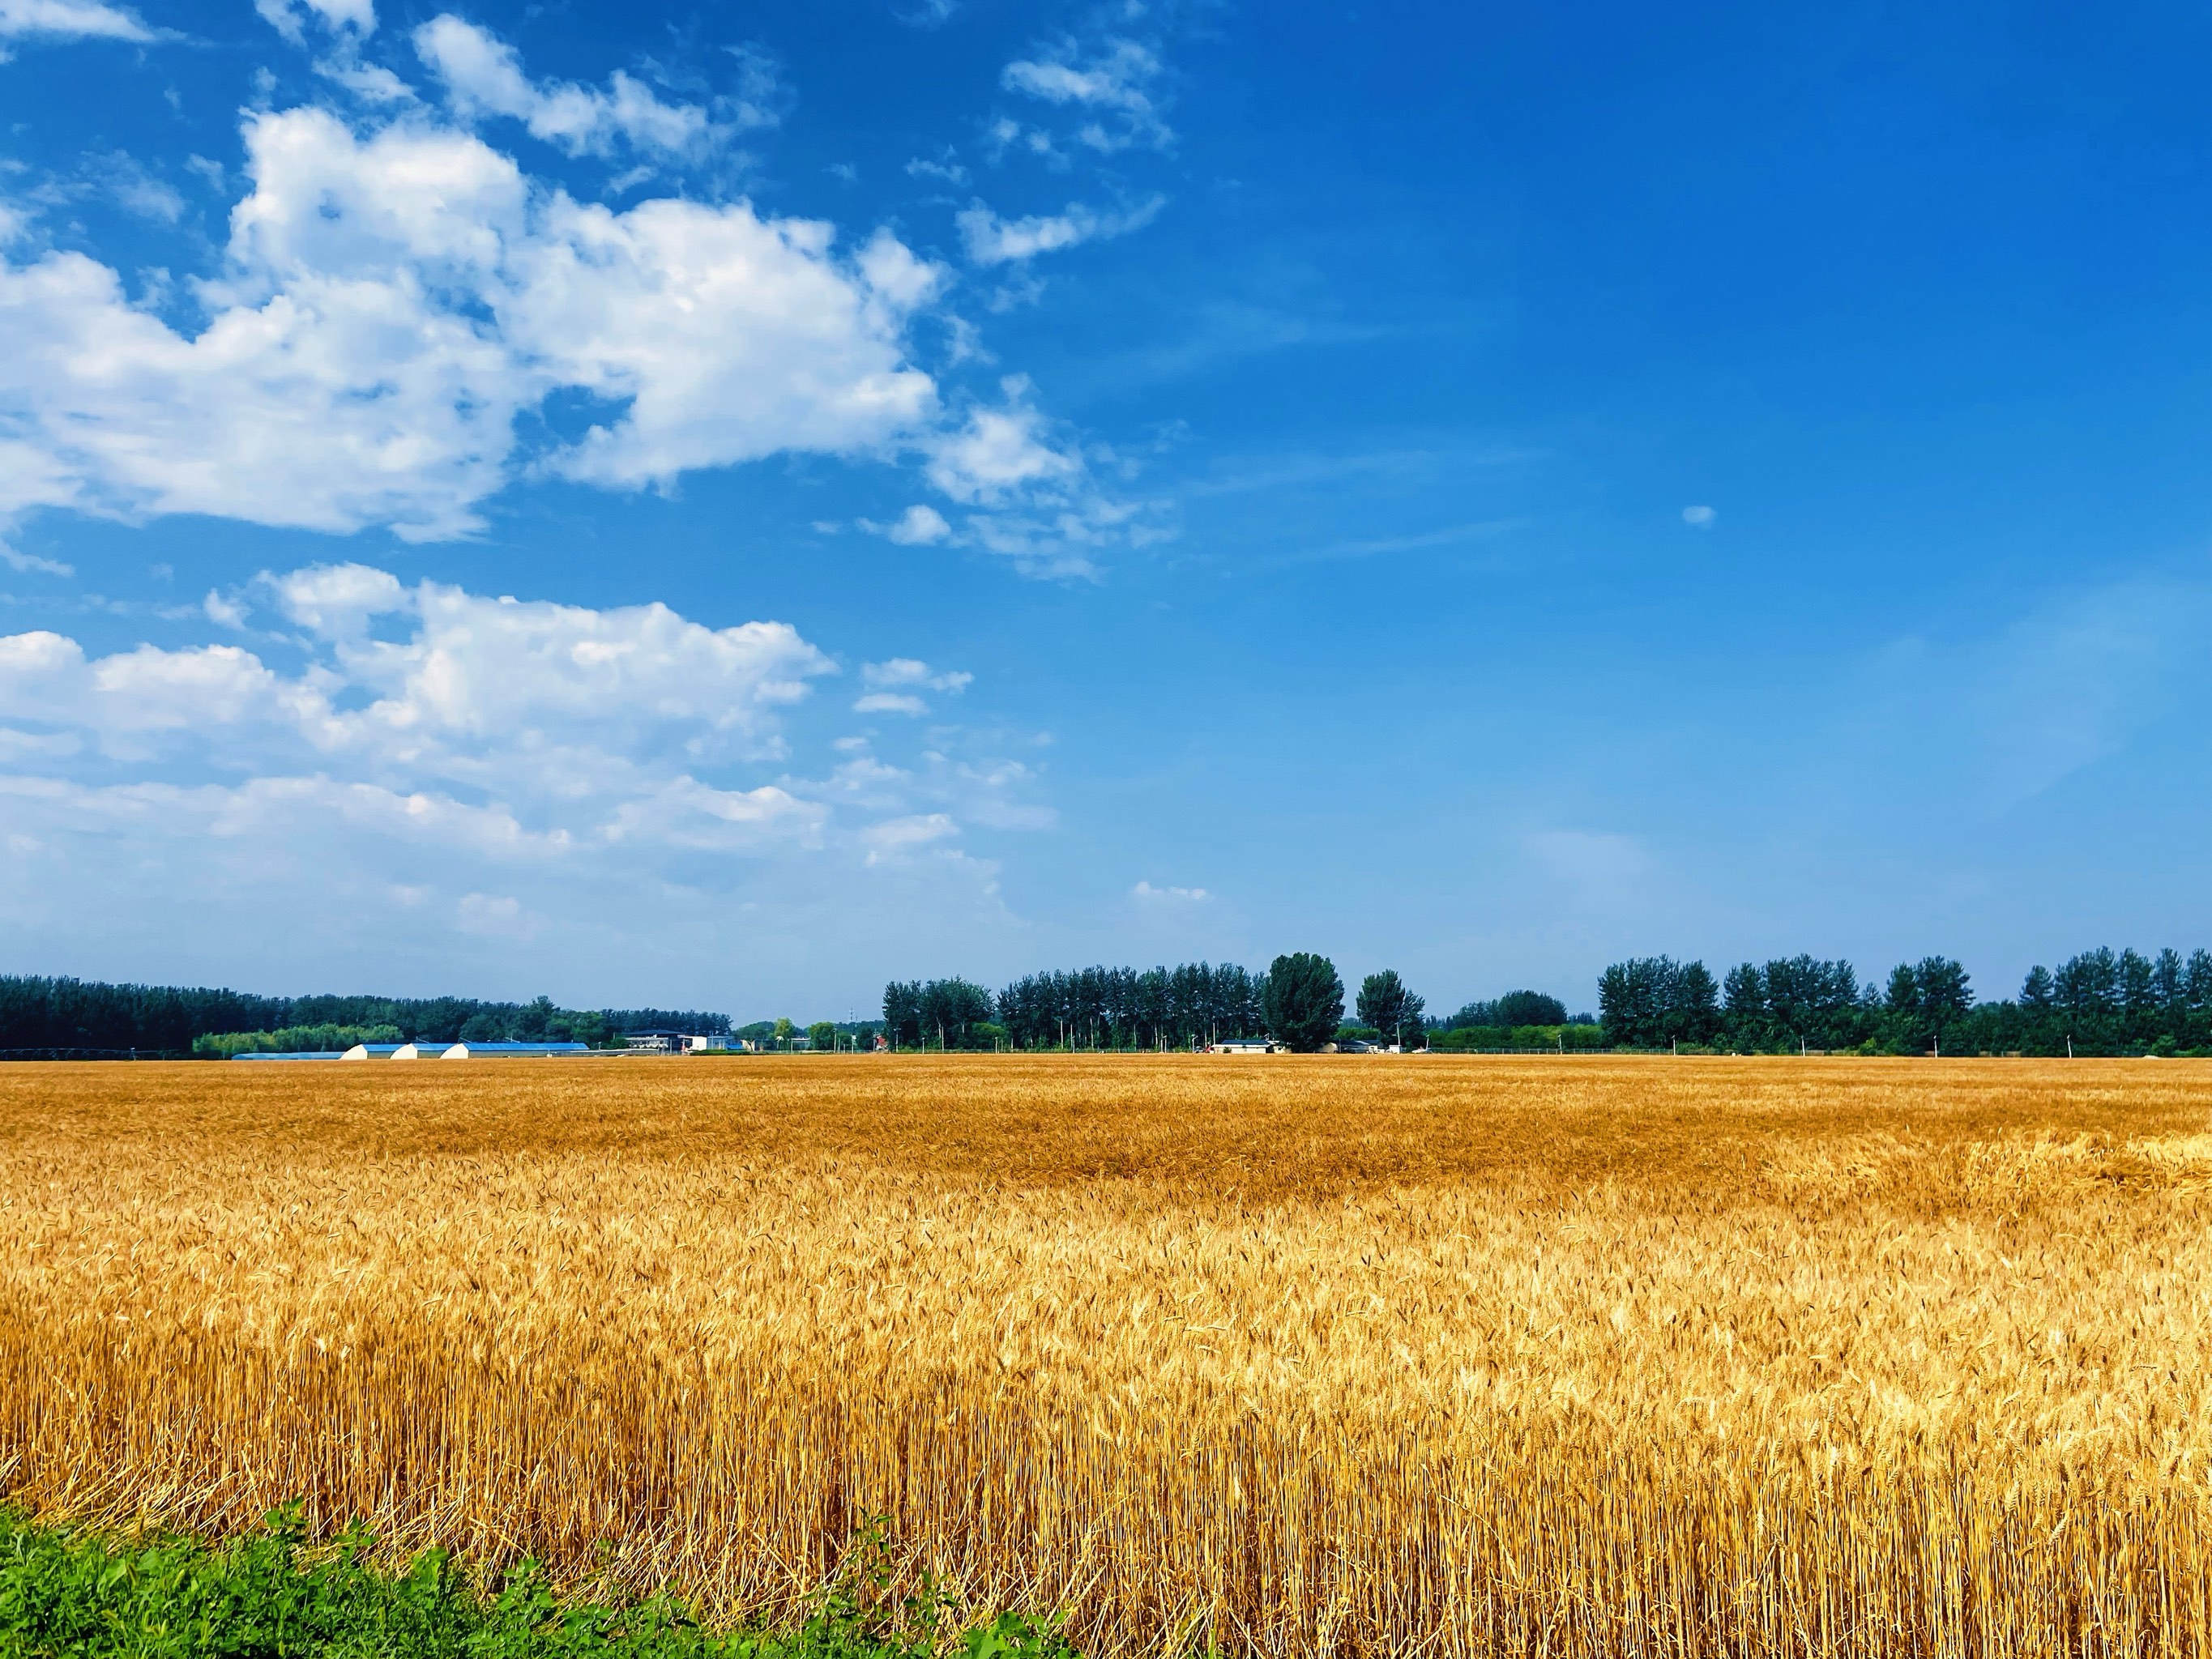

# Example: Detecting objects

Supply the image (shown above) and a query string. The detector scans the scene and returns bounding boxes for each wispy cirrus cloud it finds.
[853,655,972,715]
[955,195,1163,265]
[1000,36,1172,154]
[0,0,158,49]
[1133,879,1208,902]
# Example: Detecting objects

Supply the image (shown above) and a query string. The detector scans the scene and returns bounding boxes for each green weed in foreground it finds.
[0,1508,1080,1659]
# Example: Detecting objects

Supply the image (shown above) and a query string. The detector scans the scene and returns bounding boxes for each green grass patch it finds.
[0,1508,1079,1659]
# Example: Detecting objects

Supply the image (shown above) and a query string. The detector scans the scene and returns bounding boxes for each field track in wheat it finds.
[5,1055,2212,1657]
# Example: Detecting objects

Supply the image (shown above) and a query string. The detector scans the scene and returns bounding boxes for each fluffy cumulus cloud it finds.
[0,105,942,540]
[10,563,834,782]
[0,14,1150,589]
[873,504,951,545]
[0,565,1050,981]
[924,385,1082,501]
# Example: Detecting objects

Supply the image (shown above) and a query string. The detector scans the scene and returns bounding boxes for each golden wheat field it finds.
[5,1056,2212,1657]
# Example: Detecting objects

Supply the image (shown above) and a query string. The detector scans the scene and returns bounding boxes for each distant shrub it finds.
[192,1025,404,1058]
[1428,1023,1605,1053]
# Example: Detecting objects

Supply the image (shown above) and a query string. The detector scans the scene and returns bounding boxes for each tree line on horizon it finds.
[885,955,1378,1052]
[9,944,2210,1059]
[0,976,730,1055]
[1599,947,2212,1056]
[885,943,2212,1058]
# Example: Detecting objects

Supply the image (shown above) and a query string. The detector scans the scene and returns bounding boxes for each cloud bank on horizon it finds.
[0,560,1043,983]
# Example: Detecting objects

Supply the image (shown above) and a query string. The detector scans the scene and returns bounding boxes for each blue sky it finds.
[0,0,2205,1021]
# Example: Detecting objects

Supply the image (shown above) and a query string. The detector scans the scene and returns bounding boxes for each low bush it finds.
[0,1508,1079,1659]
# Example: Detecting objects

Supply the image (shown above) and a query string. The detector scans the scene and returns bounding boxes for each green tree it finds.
[882,982,922,1049]
[1265,953,1344,1052]
[1599,957,1717,1047]
[1493,989,1567,1028]
[772,1017,795,1050]
[806,1020,836,1051]
[1355,970,1425,1045]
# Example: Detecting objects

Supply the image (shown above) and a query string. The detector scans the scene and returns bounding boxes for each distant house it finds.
[622,1030,728,1054]
[1207,1038,1279,1054]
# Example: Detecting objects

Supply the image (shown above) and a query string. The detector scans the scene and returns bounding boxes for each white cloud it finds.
[863,812,959,855]
[853,692,929,715]
[412,15,746,161]
[0,567,1055,940]
[925,384,1082,503]
[0,0,155,45]
[0,563,835,793]
[82,151,185,222]
[0,24,1143,578]
[518,204,942,489]
[895,0,959,27]
[267,560,405,636]
[0,104,942,540]
[906,153,969,186]
[955,196,1162,265]
[1001,38,1171,152]
[910,383,1151,575]
[863,657,971,693]
[1682,504,1716,527]
[256,0,374,46]
[865,504,951,545]
[1133,880,1207,902]
[852,658,968,717]
[318,55,416,104]
[1,542,72,576]
[0,569,1061,992]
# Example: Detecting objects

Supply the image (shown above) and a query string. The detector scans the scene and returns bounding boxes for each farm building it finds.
[241,1041,590,1061]
[1206,1038,1280,1054]
[621,1030,728,1053]
[435,1042,589,1058]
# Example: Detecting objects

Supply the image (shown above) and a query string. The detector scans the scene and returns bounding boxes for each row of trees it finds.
[0,976,729,1053]
[988,963,1270,1051]
[883,955,1369,1052]
[1599,947,2212,1055]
